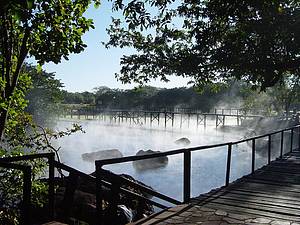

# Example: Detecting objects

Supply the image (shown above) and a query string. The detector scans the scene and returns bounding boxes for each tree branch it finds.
[8,26,30,97]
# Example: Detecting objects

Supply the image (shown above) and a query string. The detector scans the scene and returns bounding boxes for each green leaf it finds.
[94,0,101,9]
[36,64,42,74]
[27,0,34,9]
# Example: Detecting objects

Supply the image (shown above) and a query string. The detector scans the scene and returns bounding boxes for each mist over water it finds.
[53,116,272,204]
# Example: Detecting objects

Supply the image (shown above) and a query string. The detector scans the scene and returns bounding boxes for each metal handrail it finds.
[0,162,31,225]
[0,153,55,224]
[95,124,300,225]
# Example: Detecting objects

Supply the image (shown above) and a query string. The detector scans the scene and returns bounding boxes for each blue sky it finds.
[37,2,190,92]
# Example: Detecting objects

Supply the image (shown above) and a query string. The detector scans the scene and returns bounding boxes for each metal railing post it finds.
[21,166,32,225]
[48,153,55,220]
[183,150,191,203]
[268,134,271,164]
[225,144,232,186]
[252,139,255,173]
[111,175,121,218]
[61,172,79,222]
[96,163,104,225]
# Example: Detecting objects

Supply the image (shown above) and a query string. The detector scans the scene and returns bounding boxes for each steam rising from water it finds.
[53,116,281,203]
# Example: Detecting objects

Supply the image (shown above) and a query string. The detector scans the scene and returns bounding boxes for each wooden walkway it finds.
[130,150,300,225]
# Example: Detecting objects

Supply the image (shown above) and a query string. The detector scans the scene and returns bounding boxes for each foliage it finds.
[62,79,300,114]
[241,74,300,114]
[25,64,64,126]
[0,63,84,224]
[105,0,300,90]
[0,0,97,138]
[62,84,242,112]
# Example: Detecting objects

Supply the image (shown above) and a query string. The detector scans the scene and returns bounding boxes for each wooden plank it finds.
[248,174,300,184]
[233,180,300,194]
[228,187,300,200]
[243,176,300,186]
[203,202,300,222]
[201,192,300,210]
[221,189,300,203]
[198,189,300,207]
[263,167,300,175]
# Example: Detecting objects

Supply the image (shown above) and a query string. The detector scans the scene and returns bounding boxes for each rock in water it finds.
[133,150,168,170]
[82,149,123,162]
[174,137,191,146]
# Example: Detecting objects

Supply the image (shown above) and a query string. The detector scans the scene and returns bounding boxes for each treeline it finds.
[24,64,300,125]
[61,84,242,112]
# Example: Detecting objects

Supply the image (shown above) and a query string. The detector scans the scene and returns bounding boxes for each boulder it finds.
[82,149,123,162]
[133,150,168,170]
[174,137,191,146]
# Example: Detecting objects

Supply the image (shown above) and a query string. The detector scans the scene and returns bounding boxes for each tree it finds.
[0,0,98,138]
[25,64,64,126]
[105,0,300,89]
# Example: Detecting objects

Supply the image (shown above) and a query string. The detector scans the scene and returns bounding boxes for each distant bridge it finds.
[59,107,278,128]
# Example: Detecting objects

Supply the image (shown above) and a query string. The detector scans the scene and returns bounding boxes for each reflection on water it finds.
[54,118,264,203]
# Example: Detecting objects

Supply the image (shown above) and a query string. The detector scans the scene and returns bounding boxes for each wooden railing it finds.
[0,124,299,224]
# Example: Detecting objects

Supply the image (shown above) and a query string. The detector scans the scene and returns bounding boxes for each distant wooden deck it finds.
[131,150,300,224]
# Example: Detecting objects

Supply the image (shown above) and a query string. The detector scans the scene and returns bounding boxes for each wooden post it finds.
[204,115,207,128]
[298,126,300,150]
[252,139,255,173]
[164,112,167,128]
[225,144,232,186]
[21,166,32,225]
[216,115,218,128]
[268,135,271,164]
[280,131,284,158]
[180,114,183,129]
[196,114,199,129]
[48,153,55,220]
[291,128,294,153]
[172,113,174,127]
[183,151,191,203]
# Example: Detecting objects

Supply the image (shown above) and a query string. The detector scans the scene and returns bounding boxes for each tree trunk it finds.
[0,108,8,140]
